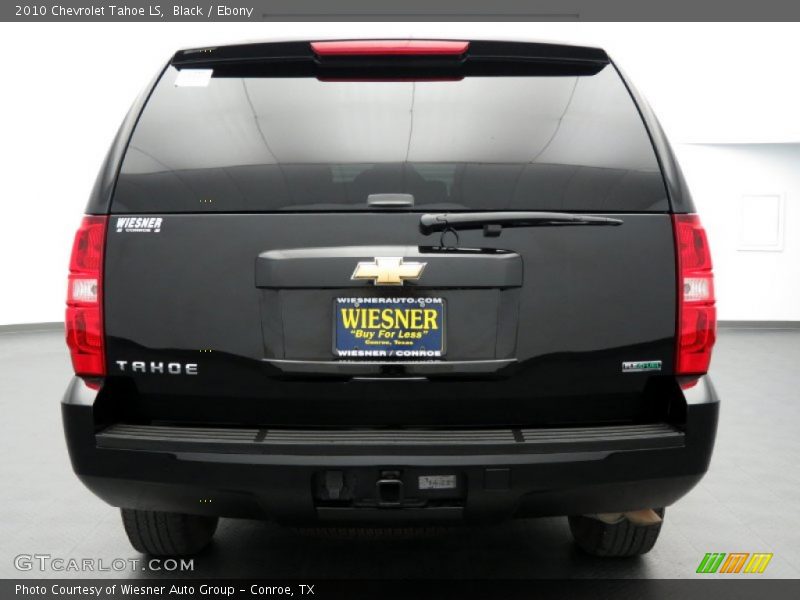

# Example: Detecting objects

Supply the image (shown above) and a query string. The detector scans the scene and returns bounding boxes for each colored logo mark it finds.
[696,552,773,574]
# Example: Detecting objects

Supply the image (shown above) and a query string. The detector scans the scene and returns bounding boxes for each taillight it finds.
[673,214,716,376]
[311,40,469,56]
[66,215,107,376]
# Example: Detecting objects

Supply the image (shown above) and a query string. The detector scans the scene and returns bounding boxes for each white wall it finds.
[678,144,800,321]
[1,22,799,324]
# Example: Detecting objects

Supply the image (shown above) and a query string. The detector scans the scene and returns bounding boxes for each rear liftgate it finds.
[101,39,685,520]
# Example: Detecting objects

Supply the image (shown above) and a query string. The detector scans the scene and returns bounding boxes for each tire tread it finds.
[121,509,217,556]
[568,509,664,557]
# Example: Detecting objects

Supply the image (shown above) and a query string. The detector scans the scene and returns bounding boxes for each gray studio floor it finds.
[1,325,799,579]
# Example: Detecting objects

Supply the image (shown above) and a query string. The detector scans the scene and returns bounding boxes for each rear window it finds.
[113,64,667,213]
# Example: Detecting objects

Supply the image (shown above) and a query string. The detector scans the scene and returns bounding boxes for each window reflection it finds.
[116,65,666,212]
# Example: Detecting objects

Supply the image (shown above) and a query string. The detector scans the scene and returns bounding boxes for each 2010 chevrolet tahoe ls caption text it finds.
[62,39,719,557]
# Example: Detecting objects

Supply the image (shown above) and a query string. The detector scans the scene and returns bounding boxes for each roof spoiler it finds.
[171,39,609,76]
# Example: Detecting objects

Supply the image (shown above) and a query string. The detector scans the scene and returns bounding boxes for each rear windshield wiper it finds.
[419,211,623,237]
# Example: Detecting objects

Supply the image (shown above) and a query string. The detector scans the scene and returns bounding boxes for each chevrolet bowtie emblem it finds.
[351,257,427,286]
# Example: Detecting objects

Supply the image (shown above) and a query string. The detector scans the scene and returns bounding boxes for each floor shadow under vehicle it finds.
[136,517,657,579]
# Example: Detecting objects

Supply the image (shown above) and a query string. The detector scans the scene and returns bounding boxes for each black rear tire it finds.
[568,509,665,557]
[121,509,218,556]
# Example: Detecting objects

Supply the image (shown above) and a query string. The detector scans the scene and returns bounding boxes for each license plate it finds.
[418,475,457,490]
[334,297,445,358]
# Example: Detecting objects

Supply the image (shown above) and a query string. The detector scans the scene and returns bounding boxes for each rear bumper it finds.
[62,377,719,524]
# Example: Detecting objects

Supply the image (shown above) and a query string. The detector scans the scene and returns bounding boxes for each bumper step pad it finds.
[96,422,684,455]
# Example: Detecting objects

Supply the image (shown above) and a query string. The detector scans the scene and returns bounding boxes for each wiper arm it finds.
[419,211,623,236]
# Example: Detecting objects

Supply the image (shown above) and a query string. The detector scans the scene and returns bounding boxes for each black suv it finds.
[63,39,719,557]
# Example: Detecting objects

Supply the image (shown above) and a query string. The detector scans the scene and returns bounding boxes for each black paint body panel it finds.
[62,377,719,522]
[65,39,718,523]
[102,212,676,427]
